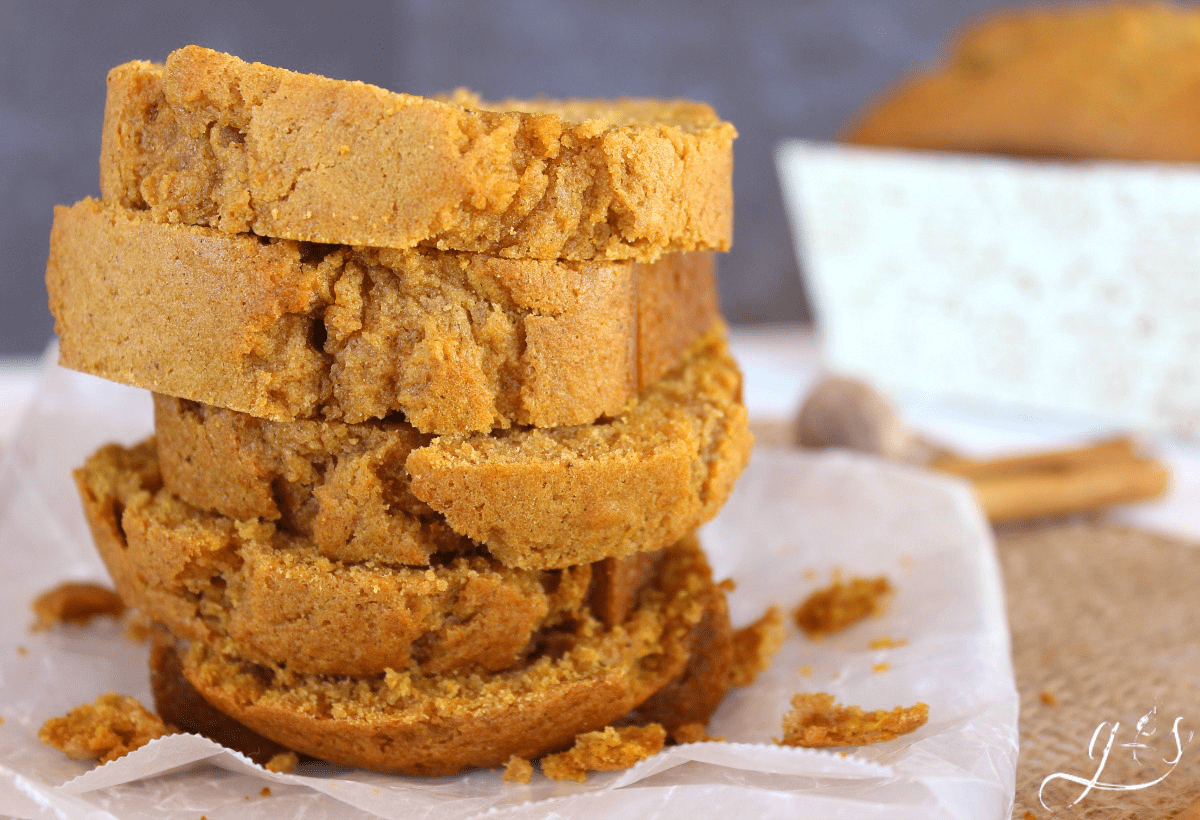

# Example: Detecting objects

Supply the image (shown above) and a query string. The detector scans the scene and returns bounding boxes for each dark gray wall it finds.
[2,0,1052,355]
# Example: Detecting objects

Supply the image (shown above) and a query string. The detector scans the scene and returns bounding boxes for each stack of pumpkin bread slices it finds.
[45,45,753,775]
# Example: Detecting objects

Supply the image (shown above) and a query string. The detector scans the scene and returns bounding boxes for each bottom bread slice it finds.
[155,536,720,775]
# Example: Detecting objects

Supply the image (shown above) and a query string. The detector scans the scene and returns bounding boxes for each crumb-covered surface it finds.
[100,47,734,261]
[777,693,928,748]
[38,693,172,764]
[31,582,126,630]
[793,573,892,637]
[541,724,667,782]
[47,199,719,433]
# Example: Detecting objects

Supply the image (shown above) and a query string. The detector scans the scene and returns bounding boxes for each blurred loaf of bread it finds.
[846,3,1200,161]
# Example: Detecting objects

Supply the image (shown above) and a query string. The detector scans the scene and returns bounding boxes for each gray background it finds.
[1,0,1053,356]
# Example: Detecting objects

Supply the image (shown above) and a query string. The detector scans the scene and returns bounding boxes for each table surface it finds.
[5,325,1200,545]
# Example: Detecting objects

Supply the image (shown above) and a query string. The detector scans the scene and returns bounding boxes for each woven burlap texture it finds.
[1002,522,1200,819]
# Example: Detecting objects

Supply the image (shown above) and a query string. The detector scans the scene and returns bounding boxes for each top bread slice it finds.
[845,4,1200,161]
[100,45,735,260]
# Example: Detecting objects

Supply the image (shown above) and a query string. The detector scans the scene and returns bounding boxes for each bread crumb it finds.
[777,693,928,747]
[125,612,153,643]
[670,722,723,744]
[503,754,533,784]
[872,662,890,675]
[259,787,271,797]
[799,665,813,677]
[265,751,299,773]
[16,645,27,657]
[794,573,892,637]
[803,568,818,582]
[868,636,907,650]
[38,693,171,763]
[541,724,667,782]
[1023,812,1038,820]
[31,582,125,631]
[728,605,785,687]
[1040,690,1058,706]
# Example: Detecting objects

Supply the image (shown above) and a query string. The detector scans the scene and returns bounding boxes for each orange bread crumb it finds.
[868,637,907,650]
[729,604,785,687]
[541,724,666,782]
[1040,690,1058,706]
[777,693,928,748]
[31,582,125,631]
[794,573,892,637]
[503,755,533,784]
[265,752,299,774]
[39,693,171,763]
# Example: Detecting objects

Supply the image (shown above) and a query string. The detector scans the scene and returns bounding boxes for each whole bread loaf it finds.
[101,46,735,260]
[47,199,719,433]
[846,3,1200,161]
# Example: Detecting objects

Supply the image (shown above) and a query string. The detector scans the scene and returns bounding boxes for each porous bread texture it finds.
[101,45,735,260]
[152,326,751,570]
[845,3,1200,161]
[75,440,593,678]
[152,395,460,565]
[47,199,720,433]
[407,325,753,569]
[149,625,296,766]
[628,580,732,731]
[165,536,720,775]
[38,693,171,764]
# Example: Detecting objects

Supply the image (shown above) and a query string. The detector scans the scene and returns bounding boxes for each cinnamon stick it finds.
[932,436,1170,524]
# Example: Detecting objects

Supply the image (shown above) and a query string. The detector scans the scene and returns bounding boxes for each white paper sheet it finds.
[0,360,1018,819]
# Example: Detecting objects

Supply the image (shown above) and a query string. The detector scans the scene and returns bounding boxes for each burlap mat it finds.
[1001,522,1200,819]
[747,423,1200,817]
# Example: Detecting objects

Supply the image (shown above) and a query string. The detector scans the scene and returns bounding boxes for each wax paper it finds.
[0,356,1018,819]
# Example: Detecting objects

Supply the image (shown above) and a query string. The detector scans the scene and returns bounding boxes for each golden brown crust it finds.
[845,3,1200,162]
[151,326,749,570]
[100,46,734,260]
[406,326,753,569]
[728,605,785,687]
[74,440,593,678]
[47,199,720,433]
[149,625,296,766]
[794,574,892,638]
[629,582,732,731]
[170,537,718,775]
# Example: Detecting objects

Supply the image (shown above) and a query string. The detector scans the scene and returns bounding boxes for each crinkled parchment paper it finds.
[0,356,1018,819]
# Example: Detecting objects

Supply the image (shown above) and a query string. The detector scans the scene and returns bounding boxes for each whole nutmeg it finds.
[794,375,913,460]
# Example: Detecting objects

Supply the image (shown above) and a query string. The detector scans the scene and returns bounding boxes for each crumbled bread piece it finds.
[125,612,153,643]
[39,693,171,763]
[16,646,27,657]
[794,573,892,637]
[31,582,125,631]
[872,662,890,675]
[541,724,667,782]
[799,665,813,677]
[265,752,299,774]
[868,636,907,650]
[1040,690,1058,706]
[670,722,723,744]
[777,693,928,748]
[503,755,533,784]
[729,605,785,687]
